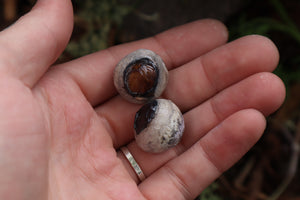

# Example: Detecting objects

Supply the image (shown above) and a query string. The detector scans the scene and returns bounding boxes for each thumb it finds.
[0,0,74,86]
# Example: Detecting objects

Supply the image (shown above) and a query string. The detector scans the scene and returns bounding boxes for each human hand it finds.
[0,0,285,199]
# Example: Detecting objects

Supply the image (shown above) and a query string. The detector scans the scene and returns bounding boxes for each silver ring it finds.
[120,146,146,182]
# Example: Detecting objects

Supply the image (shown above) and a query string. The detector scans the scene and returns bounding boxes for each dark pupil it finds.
[134,100,158,134]
[124,58,158,97]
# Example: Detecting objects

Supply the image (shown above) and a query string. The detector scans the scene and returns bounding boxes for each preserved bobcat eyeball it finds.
[114,49,168,104]
[134,99,184,153]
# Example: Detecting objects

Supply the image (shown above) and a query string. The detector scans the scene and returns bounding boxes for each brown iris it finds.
[134,100,158,134]
[124,58,159,97]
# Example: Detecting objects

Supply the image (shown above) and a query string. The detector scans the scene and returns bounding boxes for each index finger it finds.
[52,19,228,106]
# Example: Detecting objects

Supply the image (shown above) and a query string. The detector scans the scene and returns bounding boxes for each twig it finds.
[266,121,300,200]
[134,11,160,22]
[234,156,255,191]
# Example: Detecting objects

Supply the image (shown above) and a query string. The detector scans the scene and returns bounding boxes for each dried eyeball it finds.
[114,49,168,104]
[134,99,185,153]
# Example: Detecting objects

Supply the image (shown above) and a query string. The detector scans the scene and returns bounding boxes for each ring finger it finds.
[117,72,285,183]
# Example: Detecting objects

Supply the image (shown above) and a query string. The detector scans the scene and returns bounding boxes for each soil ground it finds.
[1,1,299,199]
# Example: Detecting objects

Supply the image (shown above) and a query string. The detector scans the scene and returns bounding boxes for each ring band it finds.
[120,146,146,182]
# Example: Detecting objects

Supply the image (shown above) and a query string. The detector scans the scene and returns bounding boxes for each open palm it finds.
[0,0,285,200]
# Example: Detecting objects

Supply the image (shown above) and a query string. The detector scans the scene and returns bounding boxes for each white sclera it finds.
[134,99,185,153]
[113,49,168,104]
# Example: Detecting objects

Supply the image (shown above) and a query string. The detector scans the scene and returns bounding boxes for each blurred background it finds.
[0,0,299,199]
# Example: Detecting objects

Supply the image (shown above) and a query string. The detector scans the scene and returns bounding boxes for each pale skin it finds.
[0,0,286,199]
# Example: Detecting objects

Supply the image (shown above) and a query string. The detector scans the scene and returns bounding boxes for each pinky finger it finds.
[139,109,266,200]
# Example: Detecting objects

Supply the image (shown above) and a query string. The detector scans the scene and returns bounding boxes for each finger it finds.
[162,34,279,111]
[117,72,285,183]
[96,35,281,147]
[52,19,228,105]
[0,0,73,87]
[139,109,266,199]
